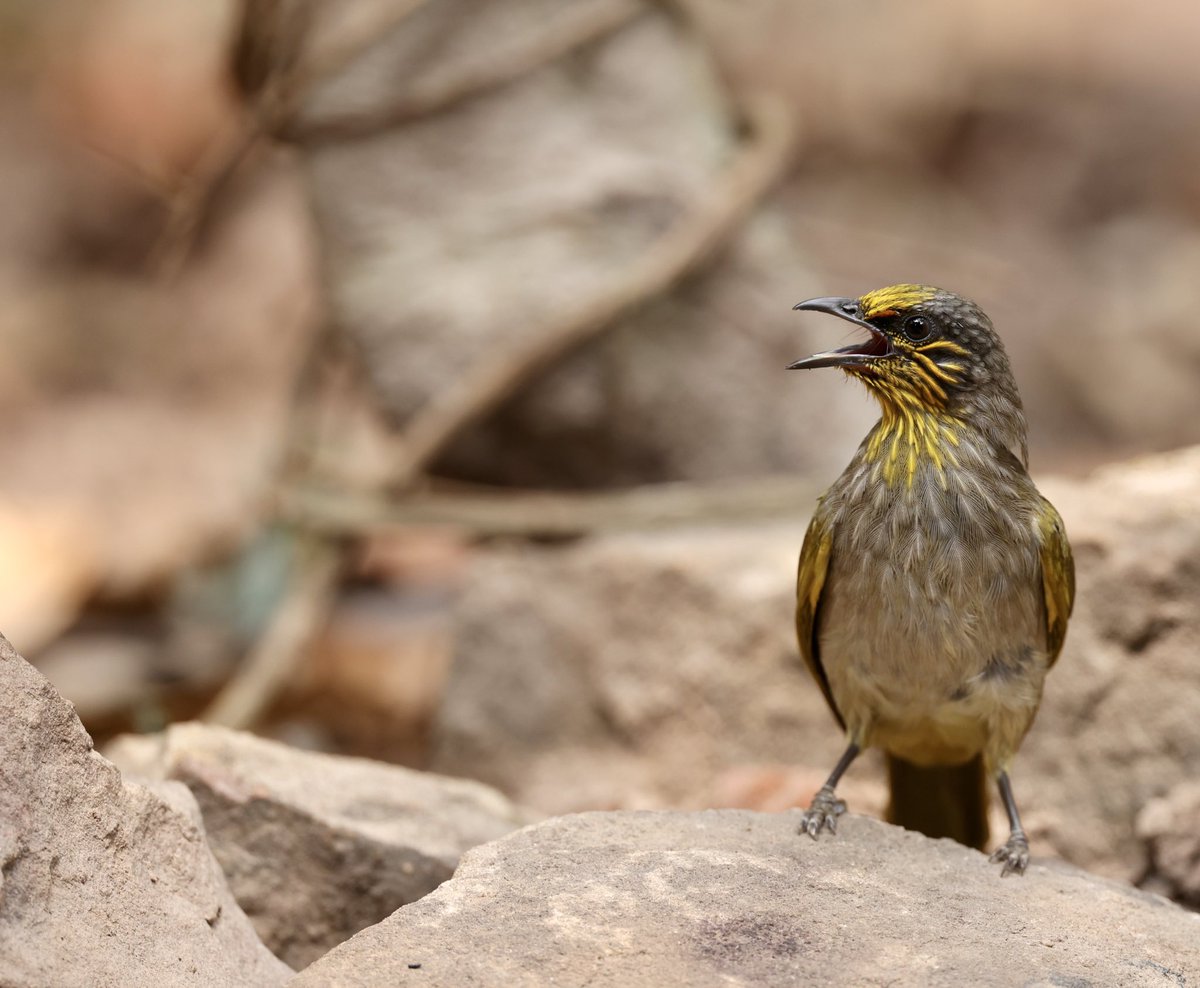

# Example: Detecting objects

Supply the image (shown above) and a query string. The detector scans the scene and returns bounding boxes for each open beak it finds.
[788,296,894,370]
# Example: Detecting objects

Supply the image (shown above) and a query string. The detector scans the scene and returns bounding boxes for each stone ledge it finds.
[295,809,1200,987]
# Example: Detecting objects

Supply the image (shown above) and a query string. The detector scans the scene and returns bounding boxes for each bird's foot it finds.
[799,785,847,839]
[988,832,1030,877]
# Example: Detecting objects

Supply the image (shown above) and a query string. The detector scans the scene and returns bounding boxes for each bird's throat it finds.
[862,402,965,489]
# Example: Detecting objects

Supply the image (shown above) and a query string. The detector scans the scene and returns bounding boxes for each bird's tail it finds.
[885,753,989,850]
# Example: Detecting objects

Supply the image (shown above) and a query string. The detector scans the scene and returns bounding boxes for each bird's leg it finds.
[799,742,860,838]
[988,771,1030,876]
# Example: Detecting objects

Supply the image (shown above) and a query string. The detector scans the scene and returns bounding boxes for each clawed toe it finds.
[989,834,1030,877]
[799,787,847,839]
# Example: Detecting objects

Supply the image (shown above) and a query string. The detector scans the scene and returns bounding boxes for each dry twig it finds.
[201,536,341,729]
[294,0,434,95]
[150,0,435,276]
[280,476,818,539]
[290,0,643,144]
[381,89,797,487]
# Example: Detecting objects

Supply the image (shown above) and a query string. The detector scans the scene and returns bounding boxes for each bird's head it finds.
[789,285,1013,416]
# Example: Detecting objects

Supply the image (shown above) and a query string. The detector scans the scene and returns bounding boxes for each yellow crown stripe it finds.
[858,284,938,319]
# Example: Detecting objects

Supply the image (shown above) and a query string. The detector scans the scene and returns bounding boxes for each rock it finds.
[430,446,1200,884]
[105,722,528,970]
[304,3,730,426]
[300,0,867,489]
[435,206,867,489]
[1027,447,1200,881]
[0,500,98,653]
[294,810,1200,987]
[0,157,320,603]
[0,636,290,988]
[1137,781,1200,909]
[431,522,842,814]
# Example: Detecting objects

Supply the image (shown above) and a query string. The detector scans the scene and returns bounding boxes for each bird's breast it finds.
[814,439,1048,758]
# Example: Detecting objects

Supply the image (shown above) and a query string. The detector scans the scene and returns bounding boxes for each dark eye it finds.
[902,314,933,342]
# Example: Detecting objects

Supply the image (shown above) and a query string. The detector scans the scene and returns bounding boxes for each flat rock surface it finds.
[0,637,290,988]
[106,723,527,969]
[292,811,1200,988]
[294,810,1200,987]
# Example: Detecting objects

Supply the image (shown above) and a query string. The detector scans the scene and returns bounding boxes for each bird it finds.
[788,284,1074,876]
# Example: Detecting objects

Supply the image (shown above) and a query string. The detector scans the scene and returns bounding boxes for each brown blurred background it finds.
[3,0,1200,883]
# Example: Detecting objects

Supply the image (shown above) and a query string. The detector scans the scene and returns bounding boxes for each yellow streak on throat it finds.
[856,334,973,488]
[866,396,964,490]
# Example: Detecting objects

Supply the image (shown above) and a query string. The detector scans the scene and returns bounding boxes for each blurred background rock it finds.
[2,0,1199,903]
